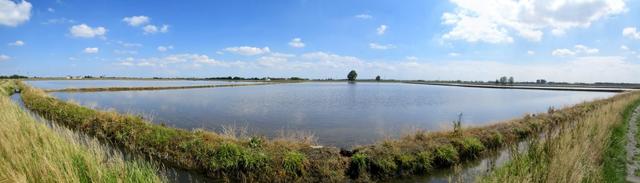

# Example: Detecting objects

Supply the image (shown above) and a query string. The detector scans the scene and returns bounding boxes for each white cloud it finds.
[110,51,640,83]
[160,24,169,33]
[552,44,599,57]
[143,25,158,34]
[143,24,169,34]
[47,7,54,13]
[448,52,460,57]
[118,54,231,68]
[113,49,137,55]
[406,56,418,60]
[70,24,106,38]
[223,46,270,56]
[355,14,372,19]
[527,50,535,55]
[157,45,173,52]
[42,18,75,25]
[551,49,575,56]
[115,41,142,48]
[621,45,629,50]
[288,38,305,48]
[0,0,31,27]
[376,24,387,35]
[369,43,395,50]
[442,0,626,43]
[623,27,640,40]
[122,16,150,26]
[83,47,99,54]
[574,44,599,54]
[0,54,9,61]
[551,29,565,36]
[8,40,24,46]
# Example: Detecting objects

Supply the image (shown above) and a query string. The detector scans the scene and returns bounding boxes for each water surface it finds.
[46,82,614,147]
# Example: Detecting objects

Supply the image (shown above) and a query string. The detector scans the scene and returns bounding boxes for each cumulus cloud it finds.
[369,43,395,50]
[157,45,173,52]
[8,40,24,46]
[122,16,150,26]
[70,24,106,38]
[117,54,232,68]
[223,46,271,56]
[551,49,575,56]
[143,24,169,34]
[442,0,626,43]
[288,38,305,48]
[0,54,9,61]
[83,47,99,54]
[527,50,535,55]
[448,52,460,57]
[574,44,599,54]
[0,0,32,27]
[355,14,372,19]
[623,27,640,40]
[112,50,640,82]
[552,44,599,57]
[113,49,137,55]
[376,24,387,35]
[621,45,629,50]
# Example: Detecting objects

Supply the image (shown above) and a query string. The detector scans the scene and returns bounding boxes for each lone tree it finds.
[347,70,358,81]
[375,75,381,81]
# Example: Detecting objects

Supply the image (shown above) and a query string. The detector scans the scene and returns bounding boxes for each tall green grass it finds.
[602,97,640,182]
[0,80,165,182]
[482,91,640,182]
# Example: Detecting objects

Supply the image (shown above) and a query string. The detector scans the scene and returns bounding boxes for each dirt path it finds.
[627,106,640,182]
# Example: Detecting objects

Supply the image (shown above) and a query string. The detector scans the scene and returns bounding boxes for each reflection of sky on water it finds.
[26,80,254,90]
[50,82,615,147]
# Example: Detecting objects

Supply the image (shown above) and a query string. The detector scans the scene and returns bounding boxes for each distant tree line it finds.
[0,74,28,79]
[203,76,308,81]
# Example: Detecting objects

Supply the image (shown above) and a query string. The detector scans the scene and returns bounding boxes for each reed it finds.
[481,91,640,182]
[0,80,165,183]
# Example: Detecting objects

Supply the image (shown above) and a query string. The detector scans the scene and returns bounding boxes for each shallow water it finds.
[25,80,253,90]
[44,81,614,147]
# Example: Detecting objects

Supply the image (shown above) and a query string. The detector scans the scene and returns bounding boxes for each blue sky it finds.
[1,0,640,82]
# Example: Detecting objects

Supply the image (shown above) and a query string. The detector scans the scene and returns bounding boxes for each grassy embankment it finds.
[44,82,279,92]
[17,80,637,182]
[481,91,640,182]
[0,80,165,182]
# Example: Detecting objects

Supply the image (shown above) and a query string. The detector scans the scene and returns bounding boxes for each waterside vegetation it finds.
[481,88,640,182]
[0,80,165,182]
[15,79,640,182]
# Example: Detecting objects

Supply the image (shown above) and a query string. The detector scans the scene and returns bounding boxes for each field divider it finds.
[43,82,279,92]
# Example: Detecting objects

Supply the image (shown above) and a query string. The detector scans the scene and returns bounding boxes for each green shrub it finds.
[283,151,307,176]
[348,153,368,178]
[434,144,459,166]
[369,156,397,177]
[459,137,486,158]
[487,131,504,148]
[415,151,433,173]
[210,143,245,170]
[395,153,416,175]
